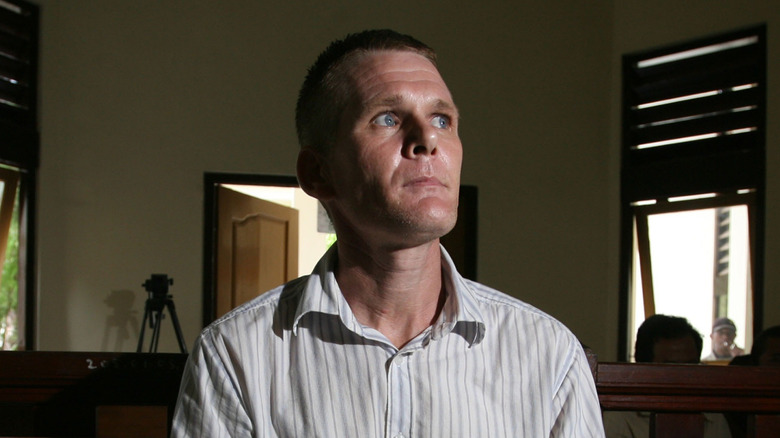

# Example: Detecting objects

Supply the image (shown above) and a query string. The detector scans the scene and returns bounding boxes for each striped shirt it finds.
[172,245,605,437]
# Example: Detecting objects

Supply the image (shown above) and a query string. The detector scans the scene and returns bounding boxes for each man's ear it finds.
[297,148,335,200]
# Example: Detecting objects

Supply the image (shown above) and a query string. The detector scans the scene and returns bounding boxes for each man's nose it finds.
[402,119,438,158]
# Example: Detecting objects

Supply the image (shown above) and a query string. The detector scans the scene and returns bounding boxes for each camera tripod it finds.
[136,274,188,353]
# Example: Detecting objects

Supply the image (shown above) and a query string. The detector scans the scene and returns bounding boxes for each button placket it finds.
[386,351,413,438]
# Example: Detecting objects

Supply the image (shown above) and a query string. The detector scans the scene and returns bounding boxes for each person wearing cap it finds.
[703,317,745,362]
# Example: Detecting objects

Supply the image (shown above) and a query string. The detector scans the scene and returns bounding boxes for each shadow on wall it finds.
[101,289,139,351]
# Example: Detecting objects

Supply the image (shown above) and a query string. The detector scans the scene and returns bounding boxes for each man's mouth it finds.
[405,176,445,187]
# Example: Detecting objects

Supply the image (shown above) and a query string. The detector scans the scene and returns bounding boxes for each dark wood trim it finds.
[0,351,187,436]
[20,165,36,350]
[597,362,780,413]
[440,184,478,281]
[4,353,780,436]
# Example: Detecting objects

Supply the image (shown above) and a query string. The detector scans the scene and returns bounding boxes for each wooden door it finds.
[216,187,299,318]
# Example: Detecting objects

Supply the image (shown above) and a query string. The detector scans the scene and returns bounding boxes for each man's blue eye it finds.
[374,113,396,127]
[432,115,449,129]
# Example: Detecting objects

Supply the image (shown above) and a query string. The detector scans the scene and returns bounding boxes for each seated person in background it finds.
[603,314,732,438]
[729,324,780,367]
[703,317,745,362]
[726,325,780,437]
[633,314,702,364]
[750,324,780,367]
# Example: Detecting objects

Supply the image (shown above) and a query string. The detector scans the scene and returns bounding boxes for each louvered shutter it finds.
[621,25,766,202]
[0,0,38,168]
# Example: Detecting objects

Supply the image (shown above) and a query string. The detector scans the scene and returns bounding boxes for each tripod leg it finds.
[136,304,151,353]
[150,308,164,353]
[166,300,188,354]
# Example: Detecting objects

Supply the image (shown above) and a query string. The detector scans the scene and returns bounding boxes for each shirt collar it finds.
[292,244,486,346]
[433,246,485,346]
[291,244,355,334]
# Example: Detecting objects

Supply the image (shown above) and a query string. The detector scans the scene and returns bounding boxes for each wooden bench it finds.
[595,362,780,438]
[1,351,779,437]
[0,351,187,437]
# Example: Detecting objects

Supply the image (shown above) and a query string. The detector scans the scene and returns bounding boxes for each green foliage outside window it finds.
[0,194,19,350]
[325,233,337,248]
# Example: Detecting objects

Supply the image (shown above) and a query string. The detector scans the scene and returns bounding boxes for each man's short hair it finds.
[295,29,437,154]
[634,314,703,363]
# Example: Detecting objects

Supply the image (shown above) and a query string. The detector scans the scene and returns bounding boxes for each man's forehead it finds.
[343,52,454,112]
[345,49,437,73]
[345,51,449,91]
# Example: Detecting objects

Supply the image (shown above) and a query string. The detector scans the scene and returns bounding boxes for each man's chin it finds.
[400,212,458,244]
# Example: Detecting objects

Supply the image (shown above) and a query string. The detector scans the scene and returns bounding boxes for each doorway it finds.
[214,186,299,318]
[202,173,478,327]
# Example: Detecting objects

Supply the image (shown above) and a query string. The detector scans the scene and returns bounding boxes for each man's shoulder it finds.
[202,276,308,335]
[461,279,593,386]
[460,279,586,355]
[464,279,570,328]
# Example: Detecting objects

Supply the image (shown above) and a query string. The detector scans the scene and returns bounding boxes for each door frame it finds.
[202,173,299,326]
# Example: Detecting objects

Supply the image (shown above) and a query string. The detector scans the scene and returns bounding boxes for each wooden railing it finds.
[1,351,779,437]
[595,362,780,438]
[0,351,187,437]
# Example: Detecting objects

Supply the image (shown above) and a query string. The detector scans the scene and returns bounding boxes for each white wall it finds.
[32,0,616,358]
[31,1,780,360]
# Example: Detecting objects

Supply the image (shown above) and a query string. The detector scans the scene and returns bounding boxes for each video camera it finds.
[142,274,173,299]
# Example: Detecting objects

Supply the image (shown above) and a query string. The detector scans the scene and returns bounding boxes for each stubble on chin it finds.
[382,196,458,242]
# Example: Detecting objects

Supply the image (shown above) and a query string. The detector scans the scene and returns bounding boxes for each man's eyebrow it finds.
[363,95,459,116]
[432,98,459,117]
[362,95,403,111]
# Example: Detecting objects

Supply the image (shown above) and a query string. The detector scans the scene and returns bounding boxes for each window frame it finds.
[0,0,39,350]
[631,192,757,351]
[618,25,767,360]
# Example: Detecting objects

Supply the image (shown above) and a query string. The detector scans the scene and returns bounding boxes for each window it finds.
[0,165,20,348]
[0,0,39,350]
[618,25,766,361]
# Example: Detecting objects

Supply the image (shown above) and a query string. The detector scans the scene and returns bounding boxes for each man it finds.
[752,325,780,366]
[726,325,780,437]
[172,29,604,437]
[703,317,745,362]
[731,324,780,367]
[633,314,703,364]
[603,314,731,437]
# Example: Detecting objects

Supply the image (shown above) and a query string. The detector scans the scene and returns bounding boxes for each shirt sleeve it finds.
[171,330,253,437]
[550,344,606,437]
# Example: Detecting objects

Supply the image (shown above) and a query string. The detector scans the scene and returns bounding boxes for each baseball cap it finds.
[712,317,737,333]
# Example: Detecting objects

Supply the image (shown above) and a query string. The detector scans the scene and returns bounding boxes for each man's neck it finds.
[334,239,446,349]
